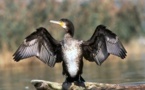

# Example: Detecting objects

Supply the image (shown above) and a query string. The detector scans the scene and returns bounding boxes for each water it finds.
[0,59,145,90]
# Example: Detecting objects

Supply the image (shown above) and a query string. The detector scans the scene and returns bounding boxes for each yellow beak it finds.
[50,20,66,28]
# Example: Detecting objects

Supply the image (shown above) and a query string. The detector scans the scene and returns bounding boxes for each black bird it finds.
[13,18,127,89]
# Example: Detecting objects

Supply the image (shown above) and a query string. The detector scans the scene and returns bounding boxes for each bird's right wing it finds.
[13,27,62,67]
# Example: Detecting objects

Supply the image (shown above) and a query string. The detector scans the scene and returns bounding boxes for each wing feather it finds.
[106,39,126,59]
[13,27,62,67]
[82,25,127,65]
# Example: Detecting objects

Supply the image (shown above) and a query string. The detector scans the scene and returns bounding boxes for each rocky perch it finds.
[31,80,145,90]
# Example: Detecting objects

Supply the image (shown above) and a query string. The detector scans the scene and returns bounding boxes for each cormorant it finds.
[13,18,127,89]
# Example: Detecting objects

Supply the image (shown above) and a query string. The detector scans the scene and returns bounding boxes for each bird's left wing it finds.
[82,25,127,65]
[13,27,62,67]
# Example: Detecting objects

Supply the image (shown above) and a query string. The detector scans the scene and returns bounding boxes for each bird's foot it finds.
[62,81,72,90]
[74,81,86,88]
[74,75,86,88]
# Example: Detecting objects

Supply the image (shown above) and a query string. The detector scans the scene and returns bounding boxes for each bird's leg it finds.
[74,75,86,88]
[62,76,72,90]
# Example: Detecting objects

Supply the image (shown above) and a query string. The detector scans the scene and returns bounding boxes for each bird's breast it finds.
[62,41,82,77]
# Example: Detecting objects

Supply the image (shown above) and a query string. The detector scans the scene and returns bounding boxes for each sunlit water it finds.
[1,59,145,90]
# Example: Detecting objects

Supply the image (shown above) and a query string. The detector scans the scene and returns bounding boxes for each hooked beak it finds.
[50,20,66,29]
[50,20,61,24]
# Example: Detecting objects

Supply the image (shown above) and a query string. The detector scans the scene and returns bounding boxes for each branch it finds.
[31,79,145,90]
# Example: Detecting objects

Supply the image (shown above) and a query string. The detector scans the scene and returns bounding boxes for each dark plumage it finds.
[13,18,127,89]
[82,25,126,65]
[13,27,62,67]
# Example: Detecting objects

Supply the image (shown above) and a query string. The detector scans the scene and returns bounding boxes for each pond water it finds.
[0,59,145,90]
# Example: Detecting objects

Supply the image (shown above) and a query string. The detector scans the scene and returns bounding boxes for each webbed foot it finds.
[62,81,72,90]
[62,77,72,90]
[74,75,86,88]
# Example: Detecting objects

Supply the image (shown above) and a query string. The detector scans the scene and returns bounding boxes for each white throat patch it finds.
[62,23,67,29]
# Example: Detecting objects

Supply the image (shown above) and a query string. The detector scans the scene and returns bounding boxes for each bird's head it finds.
[50,18,74,36]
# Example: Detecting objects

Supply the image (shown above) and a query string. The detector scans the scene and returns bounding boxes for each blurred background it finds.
[0,0,145,90]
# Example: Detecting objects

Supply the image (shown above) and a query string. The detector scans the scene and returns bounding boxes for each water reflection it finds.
[0,59,145,90]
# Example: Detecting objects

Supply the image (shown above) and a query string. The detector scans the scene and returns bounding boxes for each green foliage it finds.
[0,0,144,51]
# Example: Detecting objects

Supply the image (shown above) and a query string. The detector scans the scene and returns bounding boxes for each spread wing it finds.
[82,25,127,65]
[13,27,62,67]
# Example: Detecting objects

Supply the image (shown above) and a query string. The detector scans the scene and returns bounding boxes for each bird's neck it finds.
[65,26,74,37]
[64,33,73,40]
[63,26,74,42]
